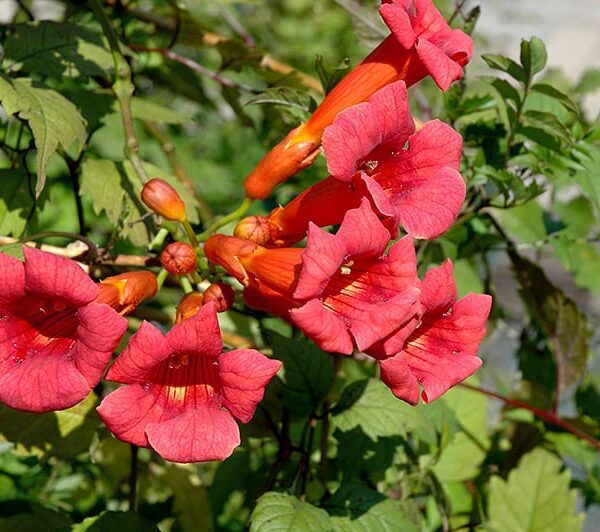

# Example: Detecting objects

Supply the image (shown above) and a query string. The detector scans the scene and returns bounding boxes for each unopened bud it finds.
[234,215,279,245]
[160,242,198,275]
[96,271,157,315]
[203,282,235,312]
[175,292,204,322]
[141,178,187,222]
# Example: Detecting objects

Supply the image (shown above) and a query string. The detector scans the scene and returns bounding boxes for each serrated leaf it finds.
[553,237,600,297]
[432,384,490,482]
[325,482,418,532]
[334,0,388,49]
[554,196,595,239]
[493,201,546,244]
[0,243,25,260]
[488,448,584,532]
[0,75,87,196]
[71,511,159,531]
[509,252,589,390]
[315,55,350,95]
[0,168,34,237]
[3,21,113,79]
[250,492,332,532]
[0,393,100,459]
[568,144,600,215]
[268,332,334,416]
[523,110,572,144]
[332,379,437,443]
[530,83,580,116]
[481,54,527,84]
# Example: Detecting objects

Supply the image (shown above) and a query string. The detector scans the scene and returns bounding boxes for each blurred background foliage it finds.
[0,0,599,531]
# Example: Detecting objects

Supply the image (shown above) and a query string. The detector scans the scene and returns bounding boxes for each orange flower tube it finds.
[243,0,473,200]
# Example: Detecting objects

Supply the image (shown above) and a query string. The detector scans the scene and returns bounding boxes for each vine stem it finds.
[89,0,149,184]
[197,198,253,241]
[459,383,600,450]
[128,445,139,511]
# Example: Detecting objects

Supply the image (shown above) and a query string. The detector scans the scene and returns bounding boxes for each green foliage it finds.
[488,448,584,532]
[250,492,332,531]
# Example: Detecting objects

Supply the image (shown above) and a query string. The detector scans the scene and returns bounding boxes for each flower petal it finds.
[420,260,457,315]
[0,252,25,305]
[0,343,90,412]
[336,199,391,258]
[23,247,98,307]
[415,38,465,91]
[76,303,128,386]
[146,406,240,463]
[106,321,170,383]
[290,299,354,354]
[379,352,420,405]
[97,384,165,447]
[166,303,222,359]
[219,349,281,423]
[293,224,347,300]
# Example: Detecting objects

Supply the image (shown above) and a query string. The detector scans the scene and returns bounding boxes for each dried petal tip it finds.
[234,216,279,245]
[161,242,198,275]
[97,271,157,315]
[141,178,187,222]
[203,283,235,312]
[176,292,204,322]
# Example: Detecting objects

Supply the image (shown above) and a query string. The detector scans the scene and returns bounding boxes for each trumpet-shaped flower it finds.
[207,200,421,354]
[0,248,127,412]
[244,0,473,199]
[368,260,492,405]
[250,82,465,245]
[97,303,281,463]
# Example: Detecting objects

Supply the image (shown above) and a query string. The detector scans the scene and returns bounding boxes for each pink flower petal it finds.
[219,349,282,423]
[23,247,98,307]
[290,299,354,354]
[97,384,165,447]
[0,252,25,305]
[106,321,170,383]
[0,342,90,412]
[293,224,347,301]
[379,352,420,405]
[146,406,240,463]
[166,303,222,359]
[416,38,465,92]
[336,199,391,258]
[420,260,457,315]
[379,2,416,49]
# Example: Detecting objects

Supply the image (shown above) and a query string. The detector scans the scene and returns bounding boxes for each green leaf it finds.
[250,492,332,532]
[530,83,580,116]
[575,68,600,94]
[246,87,315,114]
[522,110,572,144]
[0,75,87,197]
[325,482,418,532]
[0,243,25,261]
[0,502,72,531]
[520,37,547,82]
[432,383,490,482]
[509,252,589,390]
[0,168,34,237]
[268,332,334,416]
[315,55,350,95]
[71,511,159,531]
[487,77,522,106]
[3,21,113,79]
[553,237,600,297]
[575,372,600,424]
[334,0,388,49]
[568,144,600,215]
[481,54,527,84]
[130,97,189,124]
[554,196,595,238]
[492,202,547,245]
[332,379,437,444]
[488,448,584,532]
[0,393,100,459]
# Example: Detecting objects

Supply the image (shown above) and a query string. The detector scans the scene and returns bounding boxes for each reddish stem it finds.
[459,383,600,451]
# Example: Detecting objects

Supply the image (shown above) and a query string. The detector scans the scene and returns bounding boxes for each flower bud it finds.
[203,282,235,312]
[141,178,187,222]
[175,292,204,322]
[234,215,279,245]
[95,271,158,315]
[160,242,198,275]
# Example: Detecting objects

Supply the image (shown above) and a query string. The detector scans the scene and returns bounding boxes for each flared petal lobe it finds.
[98,305,280,463]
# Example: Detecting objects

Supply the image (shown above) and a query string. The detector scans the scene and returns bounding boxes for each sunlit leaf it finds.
[250,492,332,532]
